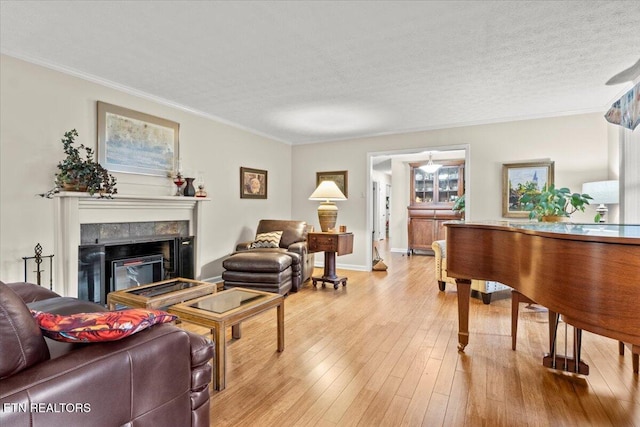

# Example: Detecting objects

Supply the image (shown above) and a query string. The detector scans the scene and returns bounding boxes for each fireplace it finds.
[53,193,208,299]
[78,224,195,305]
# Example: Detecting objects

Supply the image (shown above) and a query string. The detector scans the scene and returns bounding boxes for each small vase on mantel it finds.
[183,177,196,197]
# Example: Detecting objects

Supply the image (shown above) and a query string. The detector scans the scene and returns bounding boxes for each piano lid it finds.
[512,222,640,239]
[446,221,640,242]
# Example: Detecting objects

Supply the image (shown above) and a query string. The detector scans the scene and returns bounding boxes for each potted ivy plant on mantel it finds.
[40,129,117,198]
[520,184,592,222]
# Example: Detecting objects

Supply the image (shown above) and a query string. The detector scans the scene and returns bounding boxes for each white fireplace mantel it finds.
[54,192,210,297]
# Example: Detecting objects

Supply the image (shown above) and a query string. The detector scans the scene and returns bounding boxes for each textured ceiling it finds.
[1,1,639,144]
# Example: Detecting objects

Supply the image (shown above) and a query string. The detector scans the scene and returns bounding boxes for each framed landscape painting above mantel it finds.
[502,160,554,218]
[97,101,180,177]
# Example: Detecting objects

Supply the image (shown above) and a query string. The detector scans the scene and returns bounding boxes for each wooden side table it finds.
[307,231,354,289]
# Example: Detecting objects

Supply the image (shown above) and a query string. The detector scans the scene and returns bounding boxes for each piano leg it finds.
[574,328,583,373]
[455,278,471,351]
[618,342,639,373]
[548,310,558,352]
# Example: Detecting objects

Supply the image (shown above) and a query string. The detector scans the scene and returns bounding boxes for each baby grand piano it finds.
[445,221,640,374]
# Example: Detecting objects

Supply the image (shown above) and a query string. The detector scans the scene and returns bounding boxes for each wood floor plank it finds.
[322,350,388,423]
[399,357,441,426]
[173,241,639,426]
[352,375,403,426]
[333,388,377,427]
[379,395,411,427]
[442,369,471,427]
[421,391,448,426]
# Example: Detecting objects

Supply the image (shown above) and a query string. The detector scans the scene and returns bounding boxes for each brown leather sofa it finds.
[230,219,315,292]
[0,281,214,427]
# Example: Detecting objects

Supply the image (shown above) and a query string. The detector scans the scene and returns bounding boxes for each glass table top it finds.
[127,280,203,297]
[189,289,266,314]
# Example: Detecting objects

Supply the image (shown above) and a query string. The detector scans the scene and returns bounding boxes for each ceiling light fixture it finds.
[269,104,387,136]
[419,153,442,174]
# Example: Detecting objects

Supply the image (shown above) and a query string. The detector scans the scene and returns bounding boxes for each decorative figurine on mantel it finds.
[195,172,207,197]
[195,183,207,198]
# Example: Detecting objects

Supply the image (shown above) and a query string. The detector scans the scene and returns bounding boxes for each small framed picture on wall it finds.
[240,167,267,199]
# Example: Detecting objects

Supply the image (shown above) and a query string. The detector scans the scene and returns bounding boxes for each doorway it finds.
[366,145,470,269]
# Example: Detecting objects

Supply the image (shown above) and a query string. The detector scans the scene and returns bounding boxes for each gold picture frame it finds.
[97,101,179,176]
[502,161,554,217]
[316,170,348,198]
[240,167,267,199]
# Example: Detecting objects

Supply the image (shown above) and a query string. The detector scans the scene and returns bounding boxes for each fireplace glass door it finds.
[111,254,163,291]
[78,236,194,306]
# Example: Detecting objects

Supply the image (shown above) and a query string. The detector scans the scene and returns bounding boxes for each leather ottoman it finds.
[222,252,293,295]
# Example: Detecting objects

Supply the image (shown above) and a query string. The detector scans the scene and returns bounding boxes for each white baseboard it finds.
[390,248,409,253]
[313,262,369,272]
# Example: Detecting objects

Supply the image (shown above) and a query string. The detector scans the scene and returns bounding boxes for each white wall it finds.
[621,127,640,223]
[0,55,292,283]
[390,157,411,253]
[1,54,618,281]
[292,113,612,270]
[371,170,391,241]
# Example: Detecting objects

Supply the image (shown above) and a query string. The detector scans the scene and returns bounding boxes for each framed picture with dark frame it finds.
[98,101,180,177]
[316,170,348,198]
[502,160,554,217]
[240,167,268,199]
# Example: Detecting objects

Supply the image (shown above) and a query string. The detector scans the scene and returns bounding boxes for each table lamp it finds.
[582,180,619,223]
[309,180,347,232]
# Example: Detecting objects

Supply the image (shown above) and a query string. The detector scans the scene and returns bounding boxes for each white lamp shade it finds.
[582,180,619,204]
[309,180,347,201]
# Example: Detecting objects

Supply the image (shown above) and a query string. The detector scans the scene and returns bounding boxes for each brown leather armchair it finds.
[0,281,214,427]
[233,219,315,291]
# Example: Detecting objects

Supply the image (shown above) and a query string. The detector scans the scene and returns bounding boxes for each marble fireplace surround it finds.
[54,192,208,298]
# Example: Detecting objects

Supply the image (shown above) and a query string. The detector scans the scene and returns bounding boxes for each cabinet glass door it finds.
[414,169,435,203]
[437,166,460,203]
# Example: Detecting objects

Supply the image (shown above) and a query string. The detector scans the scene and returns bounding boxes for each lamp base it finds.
[317,201,338,232]
[596,204,608,223]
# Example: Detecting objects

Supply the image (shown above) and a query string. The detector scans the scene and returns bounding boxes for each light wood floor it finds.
[183,242,639,426]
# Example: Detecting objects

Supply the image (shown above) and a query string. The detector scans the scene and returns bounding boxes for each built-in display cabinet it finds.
[408,160,464,254]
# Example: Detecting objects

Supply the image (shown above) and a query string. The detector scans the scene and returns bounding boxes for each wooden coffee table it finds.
[107,278,217,310]
[168,288,284,391]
